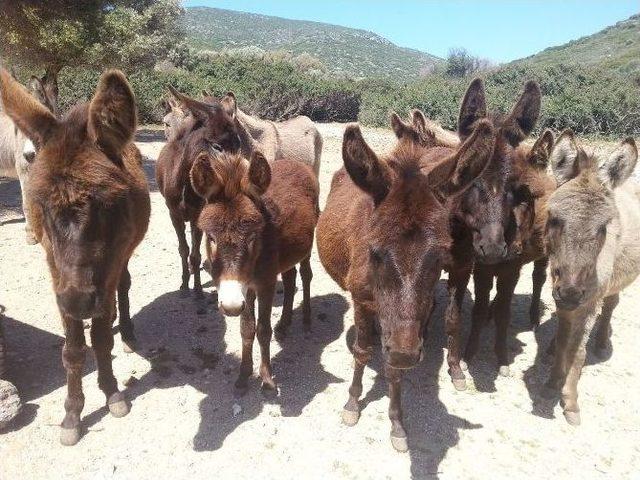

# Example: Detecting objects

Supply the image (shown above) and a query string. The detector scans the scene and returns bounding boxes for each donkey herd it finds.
[0,67,639,452]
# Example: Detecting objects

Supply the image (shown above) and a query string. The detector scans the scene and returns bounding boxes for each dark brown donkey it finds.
[190,149,318,394]
[156,87,241,298]
[439,79,548,389]
[0,69,150,445]
[317,118,495,451]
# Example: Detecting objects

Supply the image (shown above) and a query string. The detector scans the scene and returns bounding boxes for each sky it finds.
[181,0,638,63]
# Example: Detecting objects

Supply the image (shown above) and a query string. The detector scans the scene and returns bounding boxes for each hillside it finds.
[184,6,442,79]
[511,14,640,75]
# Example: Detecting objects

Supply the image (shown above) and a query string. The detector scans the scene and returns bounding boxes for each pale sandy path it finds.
[0,124,638,479]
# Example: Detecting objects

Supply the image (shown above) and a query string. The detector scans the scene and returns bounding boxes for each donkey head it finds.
[344,118,495,368]
[547,131,638,311]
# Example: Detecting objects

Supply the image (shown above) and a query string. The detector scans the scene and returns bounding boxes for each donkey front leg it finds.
[16,162,37,245]
[530,257,548,329]
[445,264,472,390]
[256,282,277,392]
[493,265,521,376]
[594,293,619,358]
[169,211,190,296]
[235,289,256,395]
[91,315,129,419]
[189,222,204,299]
[60,315,87,446]
[342,303,375,426]
[299,255,313,330]
[274,267,296,340]
[386,365,408,452]
[117,264,136,353]
[463,266,493,366]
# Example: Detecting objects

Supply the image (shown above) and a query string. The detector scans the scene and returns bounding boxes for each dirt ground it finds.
[1,123,639,480]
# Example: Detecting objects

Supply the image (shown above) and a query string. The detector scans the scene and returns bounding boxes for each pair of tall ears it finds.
[458,78,541,146]
[168,86,237,122]
[342,119,496,205]
[0,68,136,162]
[190,150,271,202]
[550,130,638,189]
[390,109,435,147]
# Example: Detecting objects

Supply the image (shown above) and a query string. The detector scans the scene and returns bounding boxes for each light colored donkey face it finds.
[546,131,638,310]
[162,99,187,141]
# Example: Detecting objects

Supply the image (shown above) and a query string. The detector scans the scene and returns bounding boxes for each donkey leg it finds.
[445,265,472,390]
[117,264,136,353]
[256,283,278,392]
[235,289,256,394]
[274,267,296,340]
[189,222,204,299]
[170,212,190,296]
[91,315,128,419]
[60,316,87,446]
[16,164,37,245]
[530,257,548,329]
[594,293,618,358]
[543,317,571,397]
[493,265,521,376]
[464,266,493,365]
[299,255,313,331]
[342,303,374,426]
[386,365,408,452]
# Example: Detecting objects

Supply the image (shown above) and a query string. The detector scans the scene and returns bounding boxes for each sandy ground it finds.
[0,123,639,480]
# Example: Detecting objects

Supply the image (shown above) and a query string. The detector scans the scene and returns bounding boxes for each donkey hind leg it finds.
[16,163,37,245]
[91,315,128,419]
[594,294,619,359]
[274,267,296,340]
[386,365,408,452]
[493,266,521,377]
[463,266,493,366]
[299,256,313,331]
[117,264,136,353]
[530,257,549,329]
[60,316,87,446]
[342,303,375,427]
[256,282,277,392]
[236,289,256,395]
[170,211,190,296]
[445,265,472,391]
[189,222,204,299]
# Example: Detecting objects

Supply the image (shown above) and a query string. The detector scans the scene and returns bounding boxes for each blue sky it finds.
[182,0,638,62]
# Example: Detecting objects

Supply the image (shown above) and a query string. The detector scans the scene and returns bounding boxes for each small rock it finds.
[0,379,21,430]
[232,403,242,417]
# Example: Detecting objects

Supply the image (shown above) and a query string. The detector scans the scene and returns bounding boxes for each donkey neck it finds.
[235,109,279,161]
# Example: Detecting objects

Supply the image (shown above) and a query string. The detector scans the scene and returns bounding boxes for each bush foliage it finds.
[57,55,639,136]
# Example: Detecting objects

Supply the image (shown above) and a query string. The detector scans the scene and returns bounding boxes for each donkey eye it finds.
[369,247,385,265]
[598,224,607,236]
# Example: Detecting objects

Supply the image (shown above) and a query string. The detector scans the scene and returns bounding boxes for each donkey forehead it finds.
[201,198,262,231]
[549,180,614,220]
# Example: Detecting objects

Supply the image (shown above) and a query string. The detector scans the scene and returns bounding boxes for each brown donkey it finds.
[317,118,495,451]
[438,79,547,389]
[0,69,150,445]
[156,87,241,298]
[190,149,318,394]
[544,131,640,425]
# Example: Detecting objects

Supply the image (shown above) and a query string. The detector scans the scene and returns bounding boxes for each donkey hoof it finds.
[452,378,467,391]
[564,410,581,426]
[60,426,81,446]
[499,365,510,377]
[122,339,136,354]
[341,408,360,427]
[390,434,409,453]
[179,288,190,298]
[460,360,468,371]
[25,231,38,245]
[273,324,288,341]
[108,392,130,418]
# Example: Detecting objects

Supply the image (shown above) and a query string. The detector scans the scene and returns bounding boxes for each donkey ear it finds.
[169,85,216,121]
[27,76,45,97]
[190,152,221,200]
[202,89,211,97]
[220,92,237,118]
[342,124,391,205]
[597,138,638,190]
[390,112,411,139]
[248,151,271,194]
[527,129,555,169]
[438,119,495,196]
[503,81,541,146]
[458,78,487,140]
[411,109,427,134]
[0,68,57,146]
[550,130,581,186]
[88,70,137,161]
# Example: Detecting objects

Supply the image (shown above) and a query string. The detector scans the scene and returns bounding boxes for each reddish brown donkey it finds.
[0,69,150,445]
[316,118,495,451]
[156,87,241,298]
[190,149,318,394]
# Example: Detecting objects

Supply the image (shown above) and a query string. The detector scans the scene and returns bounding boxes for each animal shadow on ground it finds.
[124,290,347,451]
[343,280,483,479]
[0,305,98,431]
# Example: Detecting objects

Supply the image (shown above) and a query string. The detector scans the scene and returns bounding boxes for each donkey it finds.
[317,118,495,451]
[0,74,57,244]
[0,68,150,445]
[436,78,547,389]
[543,131,640,425]
[156,87,241,298]
[190,149,318,394]
[162,98,187,142]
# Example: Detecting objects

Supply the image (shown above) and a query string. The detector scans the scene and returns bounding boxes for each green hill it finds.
[510,14,640,75]
[184,6,442,79]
